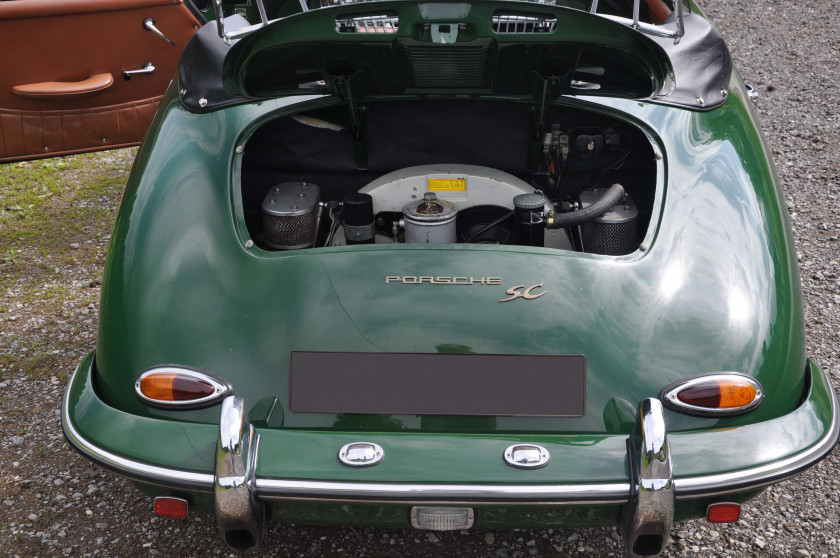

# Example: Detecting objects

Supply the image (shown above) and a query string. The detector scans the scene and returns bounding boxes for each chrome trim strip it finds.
[61,370,215,490]
[255,479,631,503]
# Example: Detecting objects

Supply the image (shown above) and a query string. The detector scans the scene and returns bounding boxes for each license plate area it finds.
[290,352,585,417]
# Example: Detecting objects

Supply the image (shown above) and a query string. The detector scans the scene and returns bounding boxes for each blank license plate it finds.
[290,352,585,417]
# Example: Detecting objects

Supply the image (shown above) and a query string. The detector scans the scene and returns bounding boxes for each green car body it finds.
[62,0,838,555]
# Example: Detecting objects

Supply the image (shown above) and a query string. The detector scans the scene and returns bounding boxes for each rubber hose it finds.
[546,183,625,229]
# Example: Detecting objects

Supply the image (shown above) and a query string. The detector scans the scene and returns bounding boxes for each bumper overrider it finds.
[63,353,838,557]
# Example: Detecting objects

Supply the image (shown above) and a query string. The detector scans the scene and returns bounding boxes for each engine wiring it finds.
[590,131,634,189]
[538,128,635,196]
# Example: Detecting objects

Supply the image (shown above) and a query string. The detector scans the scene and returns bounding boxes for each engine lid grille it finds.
[492,13,557,34]
[335,14,399,33]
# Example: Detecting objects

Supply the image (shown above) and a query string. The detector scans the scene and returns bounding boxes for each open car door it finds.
[0,0,203,162]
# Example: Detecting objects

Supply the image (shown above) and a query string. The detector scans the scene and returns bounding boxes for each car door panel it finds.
[0,0,201,162]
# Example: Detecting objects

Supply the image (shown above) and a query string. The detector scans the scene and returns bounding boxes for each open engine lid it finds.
[207,1,675,108]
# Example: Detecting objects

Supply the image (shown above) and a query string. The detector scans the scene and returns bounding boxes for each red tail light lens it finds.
[707,502,741,523]
[135,367,230,408]
[154,497,189,518]
[661,373,763,416]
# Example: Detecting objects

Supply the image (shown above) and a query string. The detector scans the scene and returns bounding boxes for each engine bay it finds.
[241,99,657,255]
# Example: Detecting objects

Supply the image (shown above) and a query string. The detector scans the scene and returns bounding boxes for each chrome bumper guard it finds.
[621,398,674,557]
[215,397,265,551]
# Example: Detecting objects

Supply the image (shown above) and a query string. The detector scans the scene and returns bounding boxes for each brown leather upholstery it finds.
[0,96,161,163]
[0,0,200,161]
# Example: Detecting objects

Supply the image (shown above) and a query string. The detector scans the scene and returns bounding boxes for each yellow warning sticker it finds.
[428,178,467,192]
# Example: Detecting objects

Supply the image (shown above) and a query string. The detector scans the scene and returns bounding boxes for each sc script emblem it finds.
[499,283,548,303]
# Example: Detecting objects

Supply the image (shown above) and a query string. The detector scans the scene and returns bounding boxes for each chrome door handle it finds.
[122,63,155,81]
[143,18,176,46]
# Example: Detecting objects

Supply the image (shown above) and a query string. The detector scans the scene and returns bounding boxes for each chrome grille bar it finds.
[492,14,557,34]
[335,15,399,33]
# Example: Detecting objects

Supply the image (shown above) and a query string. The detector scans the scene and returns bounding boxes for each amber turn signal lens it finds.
[677,380,757,409]
[706,502,741,523]
[154,497,188,519]
[139,372,215,401]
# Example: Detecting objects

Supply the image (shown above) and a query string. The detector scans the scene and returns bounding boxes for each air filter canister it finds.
[342,193,375,245]
[579,189,638,256]
[262,182,321,250]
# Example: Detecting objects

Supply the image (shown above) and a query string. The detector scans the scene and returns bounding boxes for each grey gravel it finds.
[1,0,839,557]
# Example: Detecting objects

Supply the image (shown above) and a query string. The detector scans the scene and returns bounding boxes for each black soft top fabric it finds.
[650,13,733,110]
[178,17,251,114]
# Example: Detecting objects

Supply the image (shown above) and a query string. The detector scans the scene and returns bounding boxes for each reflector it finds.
[706,502,741,523]
[154,497,189,518]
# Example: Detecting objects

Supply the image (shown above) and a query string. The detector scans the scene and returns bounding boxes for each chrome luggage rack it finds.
[591,0,685,41]
[212,0,685,44]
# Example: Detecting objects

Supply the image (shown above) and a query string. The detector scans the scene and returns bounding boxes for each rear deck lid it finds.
[220,0,674,102]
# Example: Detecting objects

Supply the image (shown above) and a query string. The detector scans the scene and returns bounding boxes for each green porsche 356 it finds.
[18,0,832,555]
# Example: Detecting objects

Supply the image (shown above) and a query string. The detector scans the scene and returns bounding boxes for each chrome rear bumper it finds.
[211,394,680,553]
[63,355,839,557]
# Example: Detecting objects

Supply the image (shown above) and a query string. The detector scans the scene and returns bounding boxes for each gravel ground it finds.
[1,1,839,556]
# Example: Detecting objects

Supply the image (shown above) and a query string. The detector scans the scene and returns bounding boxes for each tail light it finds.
[136,367,231,408]
[660,373,763,416]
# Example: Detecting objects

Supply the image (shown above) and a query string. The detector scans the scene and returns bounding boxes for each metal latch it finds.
[122,63,155,81]
[143,18,176,46]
